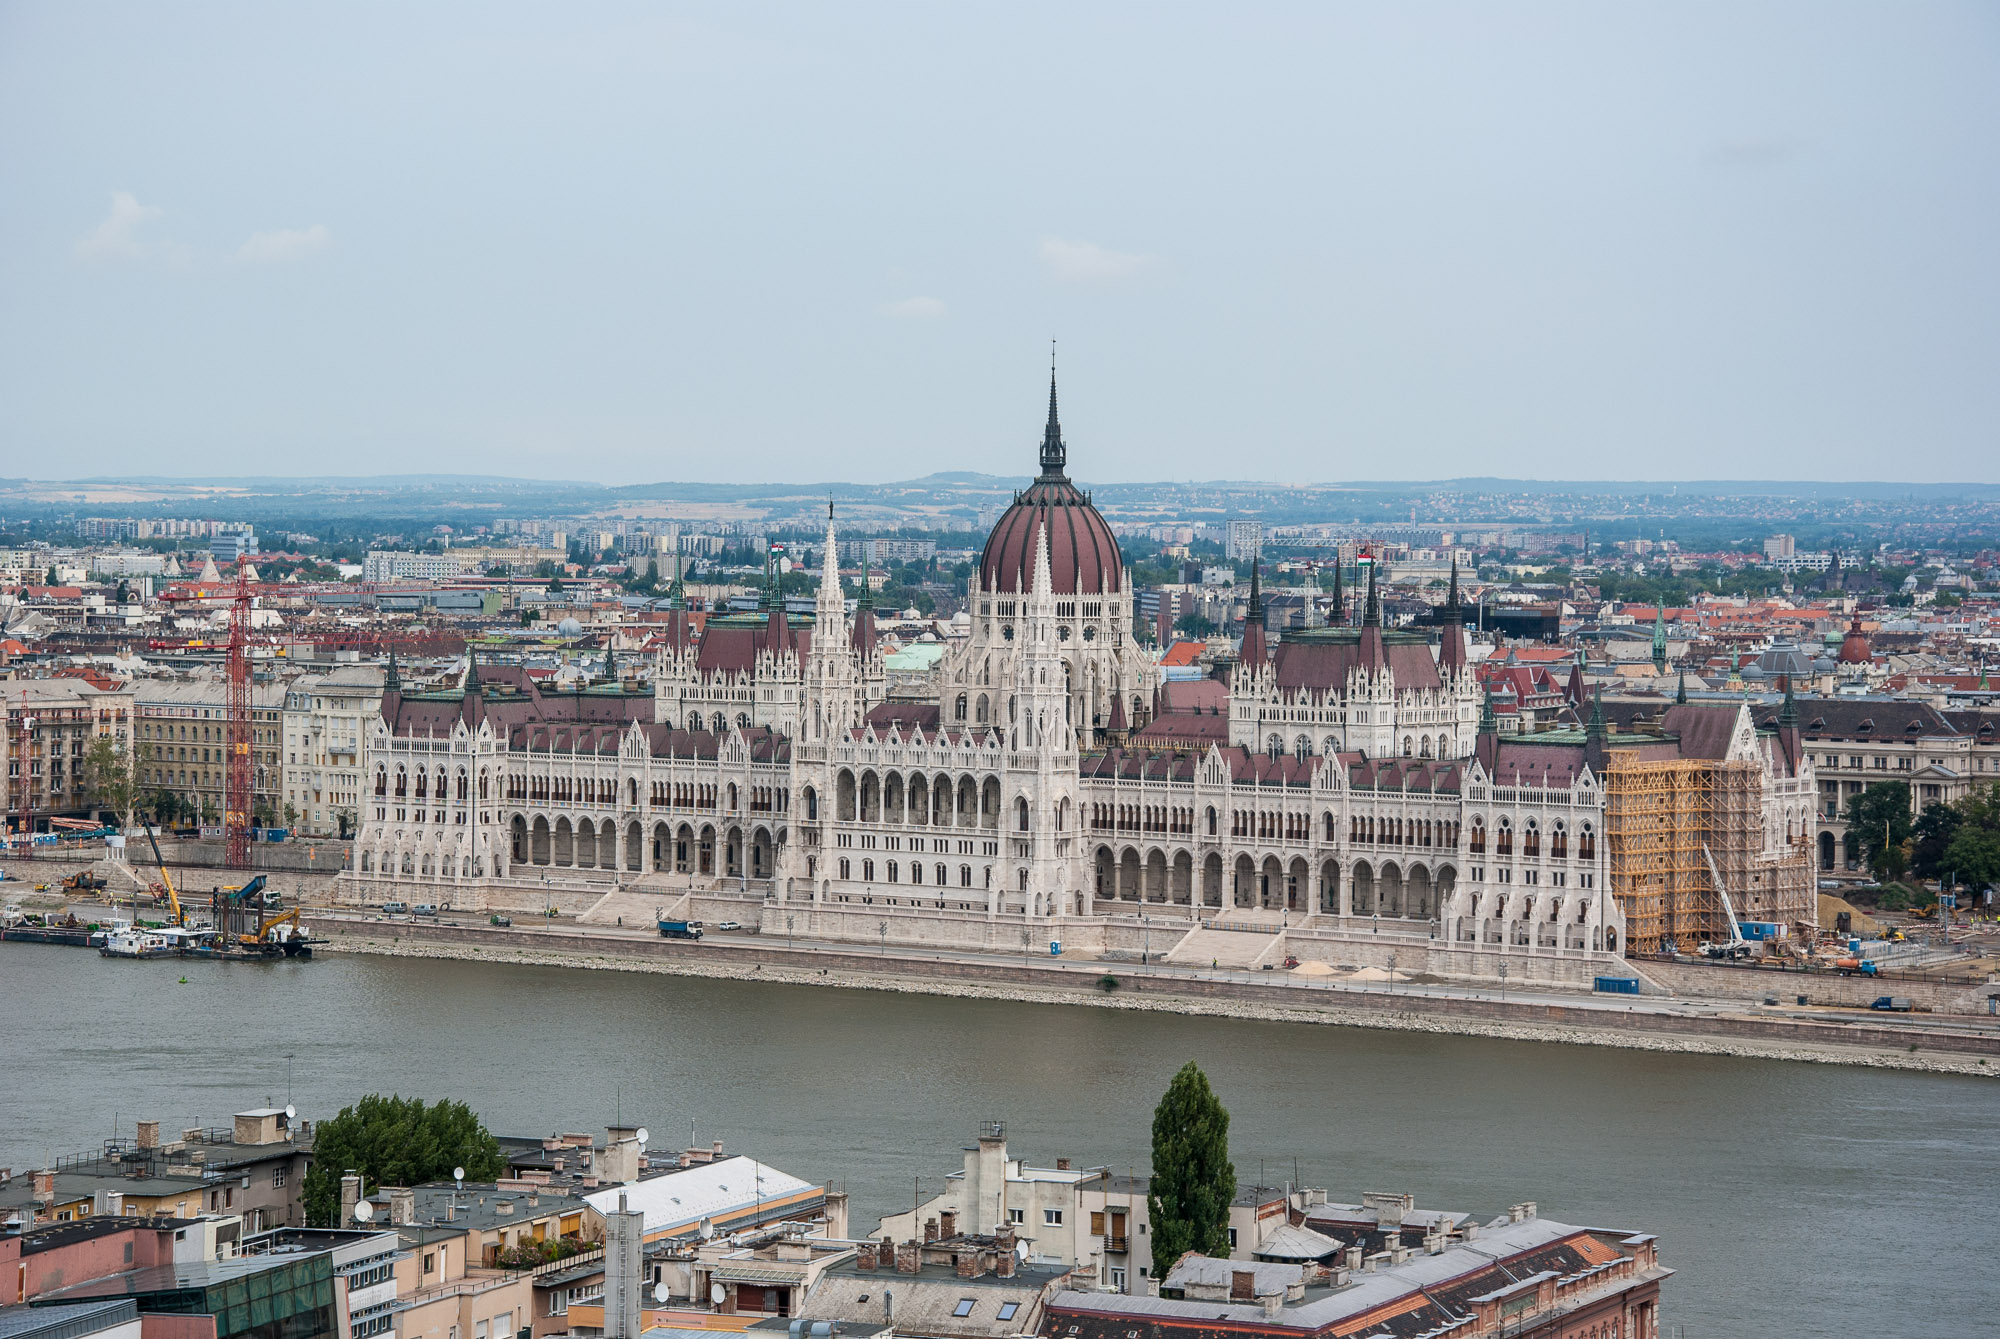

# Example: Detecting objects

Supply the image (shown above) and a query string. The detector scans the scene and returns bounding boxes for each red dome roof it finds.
[1837,615,1872,665]
[979,478,1124,595]
[977,374,1124,596]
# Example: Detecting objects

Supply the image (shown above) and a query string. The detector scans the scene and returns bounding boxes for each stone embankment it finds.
[311,918,1999,1079]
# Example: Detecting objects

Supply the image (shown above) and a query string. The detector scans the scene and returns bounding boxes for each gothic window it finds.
[1294,735,1311,761]
[1267,734,1283,759]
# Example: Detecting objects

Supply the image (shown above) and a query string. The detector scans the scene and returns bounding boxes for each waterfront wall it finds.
[310,917,2000,1061]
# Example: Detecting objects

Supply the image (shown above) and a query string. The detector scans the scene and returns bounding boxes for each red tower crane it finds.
[224,568,253,868]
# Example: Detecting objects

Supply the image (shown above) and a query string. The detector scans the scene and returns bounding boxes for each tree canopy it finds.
[1148,1061,1236,1278]
[302,1094,504,1226]
[1846,782,1914,879]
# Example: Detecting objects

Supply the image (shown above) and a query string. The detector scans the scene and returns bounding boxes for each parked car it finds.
[1870,996,1914,1012]
[413,904,438,918]
[489,914,512,927]
[716,920,742,932]
[380,901,409,915]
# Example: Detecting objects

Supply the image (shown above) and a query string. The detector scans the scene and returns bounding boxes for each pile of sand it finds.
[1288,959,1337,976]
[1347,965,1405,983]
[1818,893,1882,938]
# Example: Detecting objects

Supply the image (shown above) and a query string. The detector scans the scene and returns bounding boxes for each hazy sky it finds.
[3,2,1996,484]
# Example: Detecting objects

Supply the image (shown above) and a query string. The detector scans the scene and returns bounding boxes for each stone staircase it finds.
[1164,924,1286,969]
[578,884,685,927]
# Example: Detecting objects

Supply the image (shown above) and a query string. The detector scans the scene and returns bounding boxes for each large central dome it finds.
[977,375,1124,595]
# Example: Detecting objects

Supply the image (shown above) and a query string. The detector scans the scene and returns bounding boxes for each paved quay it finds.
[310,911,2000,1078]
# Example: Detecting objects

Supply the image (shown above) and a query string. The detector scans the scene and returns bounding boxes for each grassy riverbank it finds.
[315,925,1999,1079]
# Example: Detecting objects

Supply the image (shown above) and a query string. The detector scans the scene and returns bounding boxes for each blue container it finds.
[1594,976,1641,995]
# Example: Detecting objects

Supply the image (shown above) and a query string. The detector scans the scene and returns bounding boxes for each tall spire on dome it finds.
[464,650,481,695]
[1330,560,1343,626]
[384,647,400,691]
[1039,342,1066,477]
[1363,560,1380,628]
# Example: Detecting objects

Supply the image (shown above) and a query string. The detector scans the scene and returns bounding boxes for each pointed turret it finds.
[1584,685,1610,775]
[1676,671,1688,704]
[384,647,401,691]
[601,641,617,685]
[814,503,848,645]
[662,550,693,653]
[763,544,792,654]
[1330,561,1344,626]
[1357,560,1385,669]
[1474,689,1500,774]
[464,651,482,694]
[1776,674,1803,775]
[1438,559,1467,672]
[1240,562,1268,666]
[1651,603,1669,674]
[850,545,878,658]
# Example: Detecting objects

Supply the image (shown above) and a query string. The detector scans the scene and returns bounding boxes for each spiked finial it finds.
[464,650,481,694]
[1330,560,1344,625]
[1676,671,1688,704]
[603,641,617,684]
[385,647,400,691]
[1363,561,1380,627]
[1588,685,1607,736]
[1445,559,1461,619]
[1039,354,1066,476]
[1779,673,1798,727]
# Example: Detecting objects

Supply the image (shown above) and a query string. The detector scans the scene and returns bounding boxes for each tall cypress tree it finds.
[1148,1061,1237,1278]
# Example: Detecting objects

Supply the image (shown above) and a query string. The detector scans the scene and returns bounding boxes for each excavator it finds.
[223,875,313,958]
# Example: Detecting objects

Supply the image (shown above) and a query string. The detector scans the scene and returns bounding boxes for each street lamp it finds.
[1387,952,1397,995]
[786,913,795,953]
[1498,960,1509,1002]
[1141,913,1150,966]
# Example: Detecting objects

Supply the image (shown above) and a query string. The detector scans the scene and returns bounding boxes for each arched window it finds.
[838,858,851,880]
[960,864,972,887]
[1206,806,1218,837]
[1267,734,1283,759]
[1015,796,1030,832]
[1294,735,1312,761]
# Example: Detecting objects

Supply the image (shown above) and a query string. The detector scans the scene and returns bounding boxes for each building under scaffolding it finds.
[1603,696,1817,955]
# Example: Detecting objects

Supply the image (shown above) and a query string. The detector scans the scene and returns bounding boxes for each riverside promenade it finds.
[307,909,2000,1077]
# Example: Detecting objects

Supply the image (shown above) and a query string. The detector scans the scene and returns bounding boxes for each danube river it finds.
[4,944,1995,1338]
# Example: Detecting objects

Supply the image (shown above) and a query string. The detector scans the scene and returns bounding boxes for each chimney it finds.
[857,1245,878,1271]
[995,1223,1016,1254]
[1344,1246,1363,1272]
[712,1140,725,1158]
[136,1121,160,1150]
[339,1173,361,1227]
[955,1253,974,1279]
[939,1210,958,1238]
[1056,1158,1071,1171]
[995,1249,1016,1279]
[924,1217,939,1244]
[390,1188,416,1226]
[895,1242,920,1274]
[1463,1223,1480,1242]
[1262,1294,1283,1318]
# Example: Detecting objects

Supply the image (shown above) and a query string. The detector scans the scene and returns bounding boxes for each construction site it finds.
[1602,698,1818,957]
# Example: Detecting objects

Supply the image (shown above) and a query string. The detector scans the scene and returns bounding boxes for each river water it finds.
[3,944,1994,1338]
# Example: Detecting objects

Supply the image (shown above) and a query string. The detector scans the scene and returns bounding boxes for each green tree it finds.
[1945,826,2000,894]
[1148,1061,1236,1277]
[1910,802,1962,880]
[1846,782,1913,878]
[303,1095,504,1226]
[83,735,146,831]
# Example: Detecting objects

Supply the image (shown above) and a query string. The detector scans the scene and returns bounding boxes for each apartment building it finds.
[283,666,386,837]
[1,678,135,834]
[131,678,286,828]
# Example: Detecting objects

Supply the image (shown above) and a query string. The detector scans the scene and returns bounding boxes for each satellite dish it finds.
[709,1283,726,1306]
[353,1200,374,1222]
[699,1218,714,1240]
[453,1167,465,1184]
[1014,1242,1029,1262]
[635,1127,650,1147]
[284,1104,297,1121]
[653,1284,670,1304]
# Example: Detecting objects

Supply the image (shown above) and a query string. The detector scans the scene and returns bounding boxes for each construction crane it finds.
[224,568,253,868]
[143,823,186,927]
[1700,843,1753,960]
